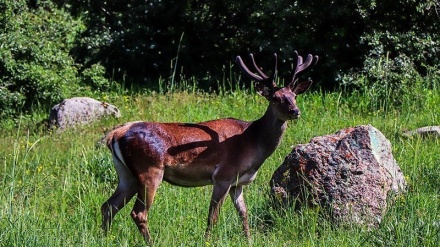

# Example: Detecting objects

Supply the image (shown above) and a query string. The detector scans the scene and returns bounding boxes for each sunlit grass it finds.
[1,85,439,246]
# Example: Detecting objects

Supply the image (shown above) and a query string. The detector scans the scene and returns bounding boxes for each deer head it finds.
[236,52,318,120]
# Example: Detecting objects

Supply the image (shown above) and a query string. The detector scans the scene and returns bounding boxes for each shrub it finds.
[80,63,111,91]
[0,1,107,120]
[338,1,440,110]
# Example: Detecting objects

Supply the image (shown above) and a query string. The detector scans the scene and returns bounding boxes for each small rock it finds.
[403,126,440,138]
[48,97,121,131]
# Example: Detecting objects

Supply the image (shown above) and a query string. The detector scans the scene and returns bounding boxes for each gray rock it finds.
[403,126,440,138]
[49,97,121,131]
[270,125,406,227]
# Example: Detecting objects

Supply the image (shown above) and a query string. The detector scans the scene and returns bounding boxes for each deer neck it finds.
[246,104,288,157]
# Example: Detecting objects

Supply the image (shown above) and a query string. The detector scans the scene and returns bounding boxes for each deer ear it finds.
[292,80,312,95]
[256,83,271,99]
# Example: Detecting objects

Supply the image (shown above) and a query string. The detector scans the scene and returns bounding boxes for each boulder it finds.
[270,125,406,227]
[49,97,121,131]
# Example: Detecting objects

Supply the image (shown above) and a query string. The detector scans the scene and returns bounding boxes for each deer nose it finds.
[289,108,300,116]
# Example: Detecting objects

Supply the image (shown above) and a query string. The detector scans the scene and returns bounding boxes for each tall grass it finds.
[1,80,439,246]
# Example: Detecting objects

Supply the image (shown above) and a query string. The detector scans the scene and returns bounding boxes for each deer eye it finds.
[271,95,284,104]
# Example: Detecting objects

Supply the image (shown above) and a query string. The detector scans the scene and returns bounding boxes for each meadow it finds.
[1,83,439,246]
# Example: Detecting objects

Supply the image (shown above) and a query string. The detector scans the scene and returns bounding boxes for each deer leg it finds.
[101,156,137,232]
[229,185,250,238]
[130,166,164,244]
[205,182,231,238]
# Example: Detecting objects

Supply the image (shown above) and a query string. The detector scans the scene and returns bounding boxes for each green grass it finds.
[1,87,439,246]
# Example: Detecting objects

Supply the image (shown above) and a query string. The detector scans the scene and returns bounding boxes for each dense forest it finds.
[1,0,439,119]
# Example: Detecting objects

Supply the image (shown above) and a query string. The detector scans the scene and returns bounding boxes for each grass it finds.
[0,85,439,246]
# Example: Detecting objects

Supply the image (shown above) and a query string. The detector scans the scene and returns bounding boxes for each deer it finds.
[100,51,318,244]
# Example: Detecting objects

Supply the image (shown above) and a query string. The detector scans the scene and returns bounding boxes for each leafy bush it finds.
[0,87,25,119]
[0,1,110,120]
[338,1,440,109]
[0,1,83,118]
[80,63,111,91]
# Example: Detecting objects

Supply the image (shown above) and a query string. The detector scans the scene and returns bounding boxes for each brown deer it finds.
[101,51,318,244]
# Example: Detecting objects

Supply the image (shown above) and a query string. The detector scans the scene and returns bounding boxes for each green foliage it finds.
[65,0,440,95]
[0,1,112,120]
[0,87,25,119]
[80,63,111,91]
[339,1,440,108]
[70,0,368,87]
[1,0,440,121]
[0,1,82,118]
[339,52,426,111]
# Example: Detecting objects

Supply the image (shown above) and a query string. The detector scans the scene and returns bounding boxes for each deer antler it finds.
[289,51,319,86]
[236,53,278,89]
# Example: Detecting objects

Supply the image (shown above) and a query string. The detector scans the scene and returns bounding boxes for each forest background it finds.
[1,0,440,121]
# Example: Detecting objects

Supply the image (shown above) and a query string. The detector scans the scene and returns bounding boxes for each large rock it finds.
[270,125,406,227]
[49,97,121,131]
